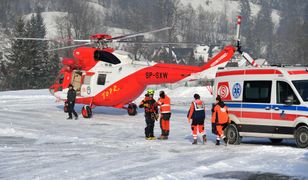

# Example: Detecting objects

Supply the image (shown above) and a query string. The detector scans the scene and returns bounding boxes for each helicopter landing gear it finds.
[82,105,92,118]
[127,103,137,116]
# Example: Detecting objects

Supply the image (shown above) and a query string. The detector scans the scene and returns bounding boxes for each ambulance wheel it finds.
[295,126,308,148]
[225,124,241,145]
[82,105,92,118]
[127,103,137,116]
[269,138,283,144]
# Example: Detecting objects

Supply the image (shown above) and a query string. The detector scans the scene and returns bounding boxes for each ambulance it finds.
[213,66,308,148]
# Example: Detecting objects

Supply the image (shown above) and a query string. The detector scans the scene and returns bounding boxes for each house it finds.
[151,45,209,65]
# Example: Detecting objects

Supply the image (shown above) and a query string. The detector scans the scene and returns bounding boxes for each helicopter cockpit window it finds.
[94,50,121,64]
[97,74,107,85]
[58,74,64,84]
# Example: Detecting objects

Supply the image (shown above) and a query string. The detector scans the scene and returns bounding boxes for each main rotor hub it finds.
[90,34,112,41]
[90,34,112,49]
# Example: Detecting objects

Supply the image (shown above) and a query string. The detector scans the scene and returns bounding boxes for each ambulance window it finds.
[293,80,308,101]
[277,81,300,104]
[97,74,106,85]
[243,81,271,103]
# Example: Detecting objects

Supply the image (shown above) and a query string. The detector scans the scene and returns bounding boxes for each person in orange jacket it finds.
[187,94,206,144]
[211,95,229,145]
[156,91,171,140]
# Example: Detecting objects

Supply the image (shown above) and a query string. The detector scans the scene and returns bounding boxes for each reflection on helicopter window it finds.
[94,50,121,64]
[97,74,107,85]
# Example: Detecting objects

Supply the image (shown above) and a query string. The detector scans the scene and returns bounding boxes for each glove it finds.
[212,123,217,134]
[155,113,159,121]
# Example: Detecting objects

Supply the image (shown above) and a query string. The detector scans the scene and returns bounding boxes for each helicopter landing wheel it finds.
[127,103,137,116]
[82,105,92,118]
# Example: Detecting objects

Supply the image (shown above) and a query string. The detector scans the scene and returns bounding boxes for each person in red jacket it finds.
[156,91,171,140]
[187,94,206,144]
[211,95,229,145]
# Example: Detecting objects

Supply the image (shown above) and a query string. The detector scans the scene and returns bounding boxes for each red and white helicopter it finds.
[19,16,258,118]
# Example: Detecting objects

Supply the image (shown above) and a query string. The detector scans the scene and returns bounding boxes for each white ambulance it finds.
[213,66,308,148]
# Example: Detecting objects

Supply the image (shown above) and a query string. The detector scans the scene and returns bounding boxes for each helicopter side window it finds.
[94,50,121,64]
[97,74,107,85]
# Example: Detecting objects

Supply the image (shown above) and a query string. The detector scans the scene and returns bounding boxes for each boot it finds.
[223,137,228,144]
[158,135,168,140]
[192,139,197,145]
[145,137,152,140]
[216,139,220,145]
[150,136,156,140]
[202,135,207,144]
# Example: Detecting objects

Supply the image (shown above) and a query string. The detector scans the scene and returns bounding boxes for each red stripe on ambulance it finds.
[216,69,282,77]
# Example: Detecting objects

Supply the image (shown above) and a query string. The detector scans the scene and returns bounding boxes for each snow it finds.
[180,0,281,30]
[0,89,307,179]
[41,12,67,39]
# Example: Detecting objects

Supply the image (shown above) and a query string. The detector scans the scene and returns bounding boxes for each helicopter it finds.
[17,16,258,118]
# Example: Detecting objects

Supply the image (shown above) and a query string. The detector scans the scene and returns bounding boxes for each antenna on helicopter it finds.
[235,16,259,67]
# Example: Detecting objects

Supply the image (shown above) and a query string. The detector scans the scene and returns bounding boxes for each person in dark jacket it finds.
[187,94,206,144]
[139,89,158,140]
[67,84,78,120]
[211,95,229,145]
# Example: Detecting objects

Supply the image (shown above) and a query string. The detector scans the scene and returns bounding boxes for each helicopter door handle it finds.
[274,107,280,111]
[265,106,271,110]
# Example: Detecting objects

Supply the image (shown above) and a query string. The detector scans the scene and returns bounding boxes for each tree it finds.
[272,0,307,64]
[239,0,253,49]
[251,0,274,61]
[0,0,15,29]
[6,8,59,90]
[6,17,30,89]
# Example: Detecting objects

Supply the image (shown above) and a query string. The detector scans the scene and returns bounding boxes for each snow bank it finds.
[0,128,37,139]
[135,86,213,106]
[0,89,307,179]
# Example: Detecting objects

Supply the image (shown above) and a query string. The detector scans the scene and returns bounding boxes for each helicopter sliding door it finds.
[71,71,83,95]
[80,73,94,97]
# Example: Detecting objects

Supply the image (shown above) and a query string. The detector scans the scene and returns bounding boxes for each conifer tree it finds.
[6,17,30,89]
[239,0,253,49]
[252,1,274,60]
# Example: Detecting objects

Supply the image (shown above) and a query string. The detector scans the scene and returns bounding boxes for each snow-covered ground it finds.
[0,89,307,179]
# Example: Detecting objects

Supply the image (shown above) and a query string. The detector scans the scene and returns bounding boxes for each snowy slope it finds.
[180,0,280,30]
[0,89,307,179]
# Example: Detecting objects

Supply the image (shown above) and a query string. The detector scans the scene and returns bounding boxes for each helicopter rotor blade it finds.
[13,37,55,41]
[72,40,91,43]
[12,37,91,43]
[115,41,200,45]
[109,26,172,42]
[46,42,93,52]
